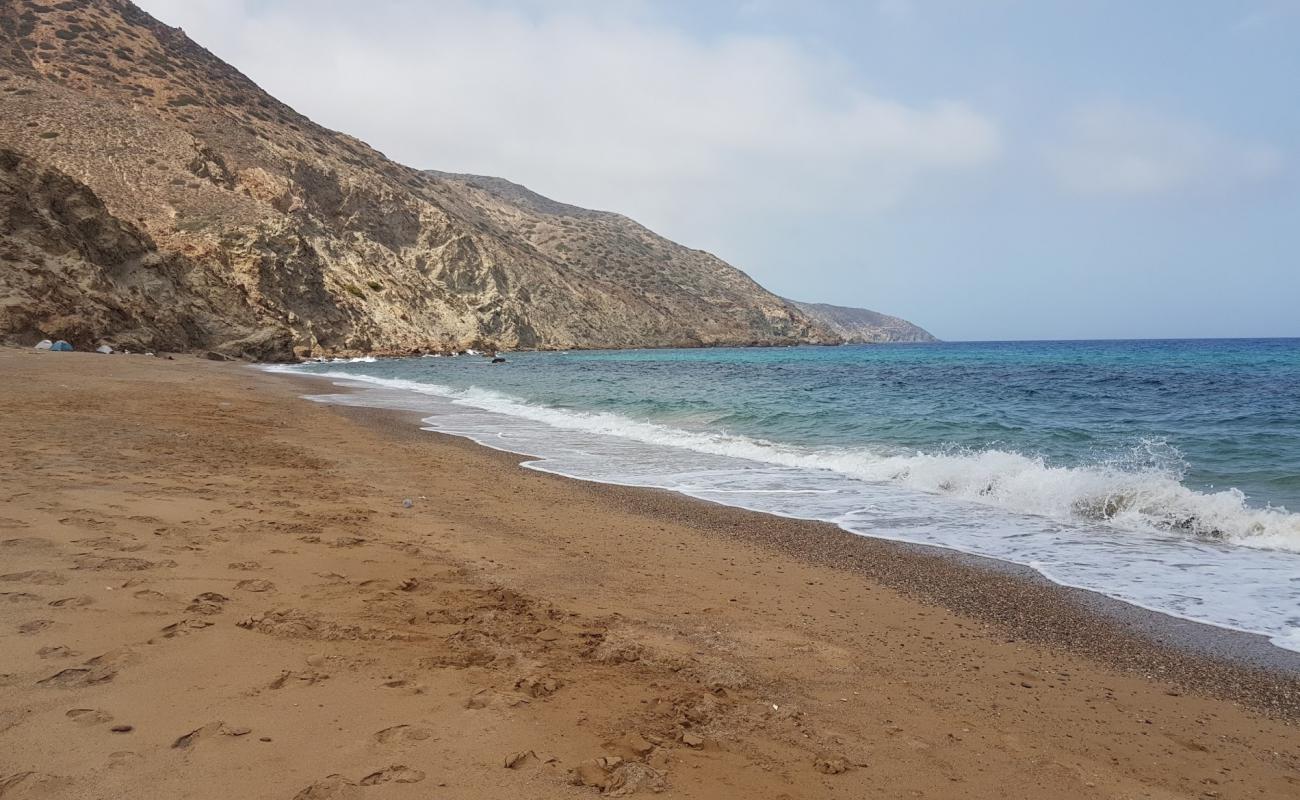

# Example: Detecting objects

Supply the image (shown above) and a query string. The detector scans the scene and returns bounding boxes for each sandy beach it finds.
[1,347,1298,799]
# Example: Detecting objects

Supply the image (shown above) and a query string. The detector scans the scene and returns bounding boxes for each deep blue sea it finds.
[276,339,1300,651]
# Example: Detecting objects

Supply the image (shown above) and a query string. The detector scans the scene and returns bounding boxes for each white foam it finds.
[282,369,1300,553]
[303,355,379,364]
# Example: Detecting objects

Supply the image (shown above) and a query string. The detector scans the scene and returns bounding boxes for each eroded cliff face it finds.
[0,147,293,357]
[0,0,837,359]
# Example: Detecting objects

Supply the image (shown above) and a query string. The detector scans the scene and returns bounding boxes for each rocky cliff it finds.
[786,300,938,343]
[0,0,928,359]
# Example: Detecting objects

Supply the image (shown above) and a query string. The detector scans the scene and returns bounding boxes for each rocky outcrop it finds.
[785,300,938,343]
[0,0,926,359]
[0,147,290,357]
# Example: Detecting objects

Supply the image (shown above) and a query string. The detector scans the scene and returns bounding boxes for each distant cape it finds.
[784,300,938,343]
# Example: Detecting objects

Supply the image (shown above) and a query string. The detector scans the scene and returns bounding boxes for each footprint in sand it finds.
[107,751,142,769]
[18,619,54,634]
[1,592,42,604]
[235,579,275,593]
[373,724,434,745]
[38,665,117,688]
[37,645,78,659]
[359,766,426,786]
[132,589,167,601]
[38,651,127,689]
[172,722,221,749]
[48,596,94,608]
[73,555,172,572]
[0,771,72,798]
[329,536,367,548]
[157,619,214,640]
[516,675,563,698]
[267,670,328,690]
[185,592,230,615]
[59,514,113,529]
[292,775,360,800]
[171,721,253,749]
[0,570,66,586]
[66,708,114,725]
[73,536,146,553]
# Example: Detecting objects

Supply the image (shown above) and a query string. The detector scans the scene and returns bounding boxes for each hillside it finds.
[786,300,938,343]
[0,0,927,359]
[427,173,938,346]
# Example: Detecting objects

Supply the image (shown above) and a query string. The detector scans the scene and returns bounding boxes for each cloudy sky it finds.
[136,0,1298,341]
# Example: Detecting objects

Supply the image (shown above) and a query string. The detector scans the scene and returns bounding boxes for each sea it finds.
[272,339,1300,652]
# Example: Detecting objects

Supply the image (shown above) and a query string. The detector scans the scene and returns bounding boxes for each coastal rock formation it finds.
[0,0,928,359]
[785,300,938,343]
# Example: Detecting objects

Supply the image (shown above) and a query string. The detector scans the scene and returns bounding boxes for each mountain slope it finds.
[0,0,932,358]
[0,0,836,358]
[427,170,822,335]
[786,300,938,343]
[427,173,939,345]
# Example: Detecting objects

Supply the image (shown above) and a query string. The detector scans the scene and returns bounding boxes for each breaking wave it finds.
[310,355,379,364]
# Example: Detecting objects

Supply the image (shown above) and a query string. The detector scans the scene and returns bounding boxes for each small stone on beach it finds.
[503,750,535,768]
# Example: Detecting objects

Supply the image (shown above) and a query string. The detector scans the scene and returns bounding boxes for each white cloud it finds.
[1047,102,1284,197]
[136,0,999,250]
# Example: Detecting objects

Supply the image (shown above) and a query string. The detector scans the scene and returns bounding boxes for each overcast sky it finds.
[136,0,1299,341]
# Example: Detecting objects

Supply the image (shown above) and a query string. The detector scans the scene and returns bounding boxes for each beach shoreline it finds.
[322,400,1300,696]
[286,369,1300,685]
[2,347,1297,799]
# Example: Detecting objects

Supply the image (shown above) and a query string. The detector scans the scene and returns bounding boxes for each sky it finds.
[135,0,1299,341]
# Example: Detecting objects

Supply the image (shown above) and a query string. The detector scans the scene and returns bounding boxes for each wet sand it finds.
[1,347,1298,799]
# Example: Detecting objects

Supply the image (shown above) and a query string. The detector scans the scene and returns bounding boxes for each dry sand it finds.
[1,347,1298,799]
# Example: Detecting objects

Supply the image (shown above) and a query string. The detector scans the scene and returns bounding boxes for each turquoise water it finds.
[278,339,1300,650]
